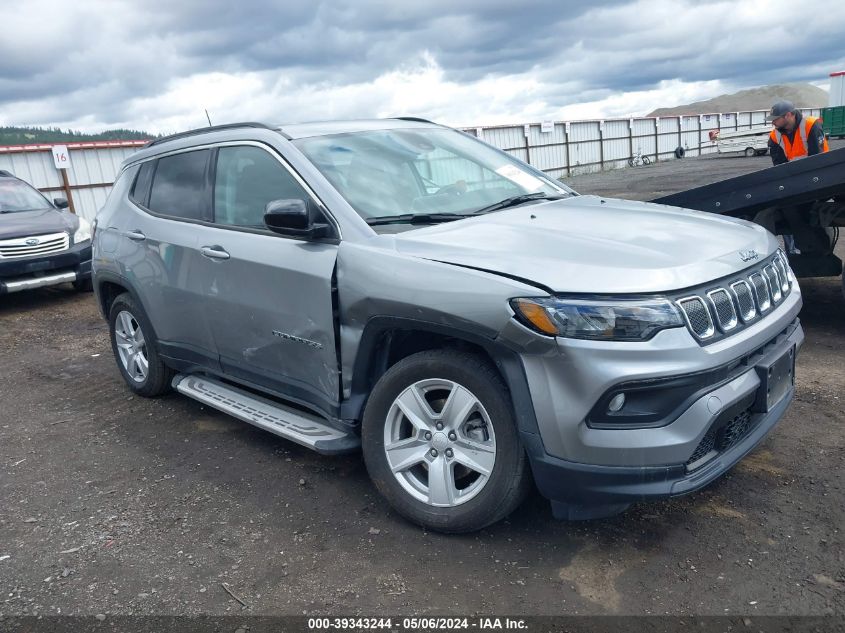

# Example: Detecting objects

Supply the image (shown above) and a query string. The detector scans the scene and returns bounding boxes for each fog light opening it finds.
[608,393,626,413]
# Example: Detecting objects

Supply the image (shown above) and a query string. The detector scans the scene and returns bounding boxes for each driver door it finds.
[197,143,340,413]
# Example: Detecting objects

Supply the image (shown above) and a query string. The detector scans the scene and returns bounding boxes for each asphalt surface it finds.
[1,148,843,620]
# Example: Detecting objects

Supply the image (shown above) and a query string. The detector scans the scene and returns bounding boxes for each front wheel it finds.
[642,156,652,165]
[108,293,173,397]
[362,350,531,533]
[744,147,756,157]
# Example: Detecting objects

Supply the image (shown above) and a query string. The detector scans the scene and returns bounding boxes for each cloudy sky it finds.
[1,0,844,134]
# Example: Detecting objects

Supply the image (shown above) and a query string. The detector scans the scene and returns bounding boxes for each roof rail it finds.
[393,116,437,124]
[144,122,274,148]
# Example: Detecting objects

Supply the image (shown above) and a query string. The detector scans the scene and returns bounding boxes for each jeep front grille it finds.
[675,252,793,344]
[0,232,69,259]
[730,280,756,323]
[677,296,714,339]
[708,288,738,331]
[749,272,772,312]
[773,258,790,294]
[764,265,782,302]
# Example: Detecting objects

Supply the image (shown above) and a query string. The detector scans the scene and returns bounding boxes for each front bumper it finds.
[0,241,91,294]
[525,316,803,510]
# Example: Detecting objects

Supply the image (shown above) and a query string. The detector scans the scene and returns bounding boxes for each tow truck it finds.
[653,147,845,295]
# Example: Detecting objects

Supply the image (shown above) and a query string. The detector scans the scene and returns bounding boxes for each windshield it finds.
[293,127,573,226]
[0,178,53,213]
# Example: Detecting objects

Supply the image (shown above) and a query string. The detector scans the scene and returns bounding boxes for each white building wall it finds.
[830,72,845,107]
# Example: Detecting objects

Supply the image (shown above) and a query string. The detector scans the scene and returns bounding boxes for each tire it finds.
[108,293,173,397]
[361,349,531,533]
[744,147,756,158]
[674,146,685,159]
[627,158,635,167]
[72,277,93,292]
[642,156,651,165]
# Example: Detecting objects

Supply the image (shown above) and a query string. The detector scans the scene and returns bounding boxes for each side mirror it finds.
[263,199,332,239]
[53,197,69,209]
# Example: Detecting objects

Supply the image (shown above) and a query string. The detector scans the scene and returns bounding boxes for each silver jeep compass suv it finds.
[93,119,803,532]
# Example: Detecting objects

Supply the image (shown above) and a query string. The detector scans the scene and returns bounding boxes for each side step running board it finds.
[173,374,360,455]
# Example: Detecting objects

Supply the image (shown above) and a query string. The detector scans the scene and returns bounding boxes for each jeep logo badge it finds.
[25,238,40,246]
[739,250,759,262]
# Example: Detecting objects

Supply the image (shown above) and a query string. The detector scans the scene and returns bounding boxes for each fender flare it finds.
[340,316,541,437]
[94,271,161,342]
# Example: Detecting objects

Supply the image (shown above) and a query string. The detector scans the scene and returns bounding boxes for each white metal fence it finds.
[464,108,822,179]
[0,107,824,220]
[0,141,146,222]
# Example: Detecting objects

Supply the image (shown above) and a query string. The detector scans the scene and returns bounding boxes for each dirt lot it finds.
[1,150,843,620]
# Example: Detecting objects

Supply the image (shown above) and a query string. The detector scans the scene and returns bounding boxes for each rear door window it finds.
[148,150,211,220]
[130,162,155,207]
[213,145,310,228]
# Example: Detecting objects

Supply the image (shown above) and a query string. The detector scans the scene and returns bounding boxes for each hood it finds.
[392,195,775,294]
[0,208,77,241]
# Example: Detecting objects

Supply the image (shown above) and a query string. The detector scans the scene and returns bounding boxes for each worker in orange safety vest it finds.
[767,100,829,165]
[756,100,832,256]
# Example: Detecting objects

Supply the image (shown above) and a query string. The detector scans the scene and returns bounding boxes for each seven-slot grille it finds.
[708,288,738,331]
[730,280,756,322]
[676,252,793,343]
[677,296,714,338]
[0,232,69,259]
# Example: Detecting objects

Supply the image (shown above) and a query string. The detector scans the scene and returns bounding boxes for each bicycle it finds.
[628,148,652,167]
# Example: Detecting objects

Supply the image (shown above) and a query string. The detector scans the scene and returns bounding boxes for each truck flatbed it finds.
[652,147,845,217]
[651,148,845,281]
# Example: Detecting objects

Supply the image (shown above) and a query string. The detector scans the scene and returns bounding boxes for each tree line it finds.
[0,126,155,145]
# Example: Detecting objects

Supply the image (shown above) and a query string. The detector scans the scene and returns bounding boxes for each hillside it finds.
[647,83,829,116]
[0,125,153,146]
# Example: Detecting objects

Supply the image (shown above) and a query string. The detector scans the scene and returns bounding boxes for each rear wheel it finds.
[108,293,173,397]
[642,155,651,165]
[362,349,531,533]
[744,147,756,157]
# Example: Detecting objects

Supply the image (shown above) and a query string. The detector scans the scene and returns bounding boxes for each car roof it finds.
[279,118,438,139]
[122,118,443,169]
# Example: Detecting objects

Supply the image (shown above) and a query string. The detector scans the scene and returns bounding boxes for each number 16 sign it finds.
[51,145,71,169]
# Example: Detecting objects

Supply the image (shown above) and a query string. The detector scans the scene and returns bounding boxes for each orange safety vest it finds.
[769,116,830,161]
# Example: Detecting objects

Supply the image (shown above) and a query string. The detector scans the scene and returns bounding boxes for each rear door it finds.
[121,150,220,370]
[196,142,340,413]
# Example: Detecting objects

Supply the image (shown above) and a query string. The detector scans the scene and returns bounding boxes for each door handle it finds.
[123,230,146,241]
[200,245,230,260]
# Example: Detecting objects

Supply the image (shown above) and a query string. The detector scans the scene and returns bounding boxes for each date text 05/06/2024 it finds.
[307,617,528,630]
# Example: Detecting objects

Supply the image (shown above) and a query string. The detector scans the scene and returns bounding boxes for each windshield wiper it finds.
[366,213,471,226]
[471,193,567,216]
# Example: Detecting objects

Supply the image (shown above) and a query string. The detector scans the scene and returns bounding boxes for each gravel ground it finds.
[1,149,843,620]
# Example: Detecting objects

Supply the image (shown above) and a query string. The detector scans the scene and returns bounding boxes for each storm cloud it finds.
[1,0,843,133]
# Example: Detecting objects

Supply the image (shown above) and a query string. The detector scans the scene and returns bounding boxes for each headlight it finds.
[73,217,92,244]
[511,297,684,341]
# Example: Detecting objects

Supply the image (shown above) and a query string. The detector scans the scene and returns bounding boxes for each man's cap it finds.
[767,100,795,121]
